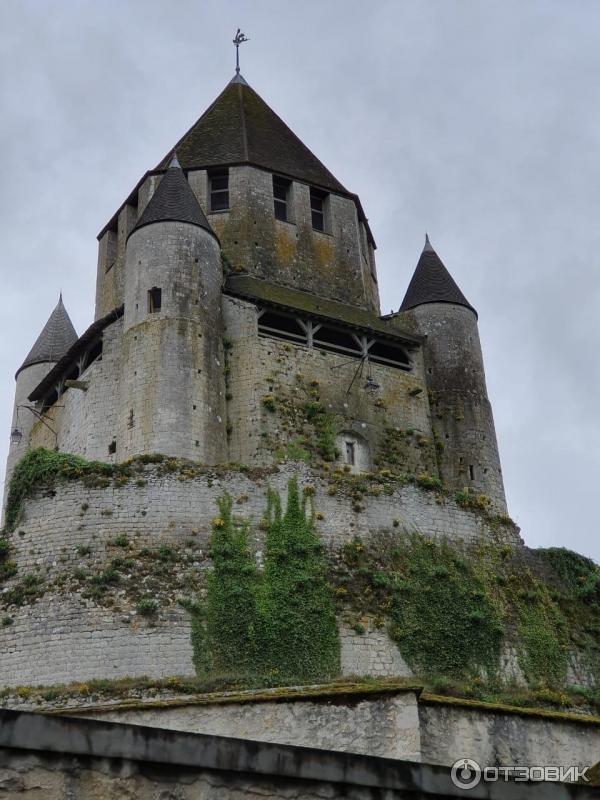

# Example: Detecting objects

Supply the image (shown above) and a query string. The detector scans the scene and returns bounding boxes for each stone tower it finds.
[120,155,226,462]
[399,236,507,511]
[3,296,77,515]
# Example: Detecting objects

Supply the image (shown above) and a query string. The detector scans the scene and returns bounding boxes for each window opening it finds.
[273,175,291,221]
[209,169,229,211]
[310,187,328,231]
[148,287,162,313]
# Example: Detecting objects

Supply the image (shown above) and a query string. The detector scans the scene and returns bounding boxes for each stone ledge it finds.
[421,692,600,727]
[48,680,424,715]
[0,709,595,799]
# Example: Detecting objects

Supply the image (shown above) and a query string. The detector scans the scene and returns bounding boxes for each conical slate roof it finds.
[156,75,347,195]
[17,295,78,378]
[130,155,215,238]
[399,236,476,316]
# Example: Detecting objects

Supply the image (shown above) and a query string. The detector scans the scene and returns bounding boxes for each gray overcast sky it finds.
[1,0,599,561]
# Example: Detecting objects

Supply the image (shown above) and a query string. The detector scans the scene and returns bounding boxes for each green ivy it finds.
[516,597,568,688]
[4,449,114,532]
[258,478,340,682]
[334,535,599,691]
[205,495,259,677]
[386,535,504,679]
[191,479,340,686]
[537,547,600,609]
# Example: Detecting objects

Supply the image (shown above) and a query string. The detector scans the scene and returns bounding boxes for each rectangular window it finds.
[273,175,291,221]
[310,187,328,232]
[148,287,162,313]
[209,169,229,211]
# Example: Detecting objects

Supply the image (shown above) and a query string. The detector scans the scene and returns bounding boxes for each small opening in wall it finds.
[345,441,356,466]
[469,465,475,481]
[128,409,135,429]
[195,440,199,446]
[484,468,488,474]
[108,441,116,455]
[427,368,433,374]
[193,405,197,410]
[445,434,450,439]
[148,287,162,313]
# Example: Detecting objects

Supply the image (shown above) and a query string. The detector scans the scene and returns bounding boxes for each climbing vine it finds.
[191,478,340,686]
[332,535,598,691]
[205,495,259,678]
[257,478,340,682]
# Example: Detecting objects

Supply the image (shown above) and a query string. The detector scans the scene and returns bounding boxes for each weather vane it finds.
[233,28,249,74]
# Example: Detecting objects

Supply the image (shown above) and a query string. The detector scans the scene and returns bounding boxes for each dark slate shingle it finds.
[17,296,78,378]
[399,237,476,316]
[130,160,215,238]
[156,76,347,195]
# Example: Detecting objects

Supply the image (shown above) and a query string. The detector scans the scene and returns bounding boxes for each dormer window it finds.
[209,169,229,211]
[310,187,328,232]
[273,175,292,222]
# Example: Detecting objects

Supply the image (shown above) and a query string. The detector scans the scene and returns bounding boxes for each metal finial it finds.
[424,233,434,252]
[233,28,249,74]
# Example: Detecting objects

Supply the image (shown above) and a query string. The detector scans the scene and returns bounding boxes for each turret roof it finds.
[155,75,347,195]
[399,236,476,316]
[17,295,78,378]
[130,156,215,238]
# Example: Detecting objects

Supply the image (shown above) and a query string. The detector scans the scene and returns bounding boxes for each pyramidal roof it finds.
[130,155,215,238]
[399,235,476,316]
[155,74,347,194]
[17,295,78,378]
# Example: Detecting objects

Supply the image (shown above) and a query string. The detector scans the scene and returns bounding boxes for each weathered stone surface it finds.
[81,690,421,762]
[419,700,600,772]
[0,709,595,799]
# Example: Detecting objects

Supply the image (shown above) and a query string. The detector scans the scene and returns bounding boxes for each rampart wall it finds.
[0,463,519,688]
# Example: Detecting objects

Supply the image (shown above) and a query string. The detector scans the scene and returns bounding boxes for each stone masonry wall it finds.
[0,464,519,688]
[419,701,600,771]
[403,303,507,511]
[29,318,123,463]
[222,295,434,471]
[188,165,380,313]
[120,220,226,463]
[0,595,194,687]
[83,691,422,762]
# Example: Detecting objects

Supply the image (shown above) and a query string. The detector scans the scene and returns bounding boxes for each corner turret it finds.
[399,237,507,511]
[4,295,77,519]
[120,155,226,462]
